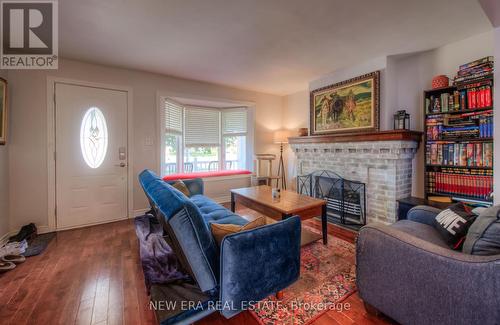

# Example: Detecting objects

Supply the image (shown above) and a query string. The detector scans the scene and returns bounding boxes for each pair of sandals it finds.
[0,254,26,273]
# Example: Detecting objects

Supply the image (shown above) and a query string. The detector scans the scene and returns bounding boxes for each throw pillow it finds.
[435,203,476,250]
[210,217,266,245]
[171,180,191,197]
[463,205,500,255]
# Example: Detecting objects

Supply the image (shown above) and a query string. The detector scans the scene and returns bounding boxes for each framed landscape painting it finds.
[310,71,380,135]
[0,78,6,145]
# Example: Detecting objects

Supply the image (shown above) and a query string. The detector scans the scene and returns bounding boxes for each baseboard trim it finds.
[134,208,150,217]
[210,195,231,204]
[37,226,53,234]
[7,211,147,238]
[55,217,129,232]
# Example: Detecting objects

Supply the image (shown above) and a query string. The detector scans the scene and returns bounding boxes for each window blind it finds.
[222,108,247,135]
[164,99,183,135]
[184,107,220,146]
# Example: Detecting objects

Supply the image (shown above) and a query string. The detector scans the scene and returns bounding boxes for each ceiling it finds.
[59,0,492,95]
[479,0,500,27]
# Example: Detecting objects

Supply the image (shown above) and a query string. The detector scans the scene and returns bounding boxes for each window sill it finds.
[162,170,252,182]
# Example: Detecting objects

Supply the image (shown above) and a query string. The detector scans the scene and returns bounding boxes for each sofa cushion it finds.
[434,203,476,250]
[210,217,266,245]
[138,170,219,293]
[463,205,500,256]
[390,220,449,249]
[190,195,248,226]
[171,180,191,197]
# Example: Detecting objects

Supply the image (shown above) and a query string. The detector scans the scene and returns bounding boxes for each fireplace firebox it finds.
[297,170,366,229]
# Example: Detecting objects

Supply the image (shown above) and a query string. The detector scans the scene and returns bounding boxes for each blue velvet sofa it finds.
[356,205,500,325]
[138,170,301,325]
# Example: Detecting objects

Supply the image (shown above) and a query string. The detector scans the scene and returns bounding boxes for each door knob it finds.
[115,162,127,167]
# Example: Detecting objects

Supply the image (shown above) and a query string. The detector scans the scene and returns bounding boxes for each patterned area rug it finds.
[250,226,357,325]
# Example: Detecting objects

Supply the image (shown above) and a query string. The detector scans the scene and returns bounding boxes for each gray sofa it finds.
[356,205,500,325]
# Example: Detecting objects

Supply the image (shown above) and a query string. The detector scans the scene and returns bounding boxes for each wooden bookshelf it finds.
[423,70,494,207]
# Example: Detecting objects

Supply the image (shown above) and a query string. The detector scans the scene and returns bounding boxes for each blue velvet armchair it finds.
[139,170,301,324]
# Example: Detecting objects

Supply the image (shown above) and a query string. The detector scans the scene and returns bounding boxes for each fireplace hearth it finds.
[297,170,366,229]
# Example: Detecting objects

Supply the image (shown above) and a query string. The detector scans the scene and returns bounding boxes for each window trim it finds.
[159,97,185,175]
[157,94,255,177]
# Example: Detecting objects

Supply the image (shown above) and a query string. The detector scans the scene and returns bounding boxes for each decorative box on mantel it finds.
[289,130,422,224]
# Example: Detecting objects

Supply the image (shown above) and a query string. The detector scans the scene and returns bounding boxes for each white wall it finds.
[282,90,309,189]
[283,30,496,197]
[7,59,283,232]
[0,70,9,241]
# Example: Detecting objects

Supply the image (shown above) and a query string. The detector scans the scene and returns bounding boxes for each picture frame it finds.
[310,71,380,136]
[0,78,6,145]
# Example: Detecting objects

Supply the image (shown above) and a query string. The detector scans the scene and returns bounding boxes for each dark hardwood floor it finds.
[0,207,393,325]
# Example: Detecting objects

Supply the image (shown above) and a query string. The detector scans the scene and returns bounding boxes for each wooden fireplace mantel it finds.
[288,130,423,144]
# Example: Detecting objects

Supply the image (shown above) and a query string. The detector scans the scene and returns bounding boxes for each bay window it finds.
[161,98,249,176]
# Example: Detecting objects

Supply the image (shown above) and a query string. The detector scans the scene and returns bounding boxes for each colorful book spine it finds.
[460,91,466,109]
[453,91,460,110]
[459,56,494,71]
[466,143,474,166]
[475,143,482,167]
[428,172,493,199]
[485,86,492,106]
[484,143,493,167]
[460,144,467,167]
[426,142,493,168]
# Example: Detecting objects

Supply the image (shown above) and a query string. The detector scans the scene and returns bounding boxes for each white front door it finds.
[55,82,128,229]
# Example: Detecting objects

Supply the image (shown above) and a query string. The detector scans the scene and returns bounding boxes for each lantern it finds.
[394,110,410,130]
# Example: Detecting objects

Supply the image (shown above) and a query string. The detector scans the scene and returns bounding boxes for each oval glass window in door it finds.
[80,107,108,168]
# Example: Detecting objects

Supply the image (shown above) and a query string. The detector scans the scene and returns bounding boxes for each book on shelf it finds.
[427,171,493,200]
[428,196,453,203]
[426,57,494,206]
[454,56,494,85]
[426,142,493,168]
[426,110,493,140]
[425,87,492,114]
[455,71,493,83]
[458,56,494,71]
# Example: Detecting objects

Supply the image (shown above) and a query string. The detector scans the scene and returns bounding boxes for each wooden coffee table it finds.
[230,186,328,245]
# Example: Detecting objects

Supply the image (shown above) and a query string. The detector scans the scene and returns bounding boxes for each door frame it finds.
[47,77,134,231]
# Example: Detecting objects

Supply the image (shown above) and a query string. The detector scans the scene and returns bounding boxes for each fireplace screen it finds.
[297,170,366,227]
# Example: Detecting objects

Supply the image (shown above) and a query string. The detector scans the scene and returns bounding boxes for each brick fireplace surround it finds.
[289,130,422,224]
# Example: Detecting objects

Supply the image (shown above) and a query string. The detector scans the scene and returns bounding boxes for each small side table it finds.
[397,197,451,220]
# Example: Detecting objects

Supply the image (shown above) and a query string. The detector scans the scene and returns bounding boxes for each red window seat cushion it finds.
[162,170,252,181]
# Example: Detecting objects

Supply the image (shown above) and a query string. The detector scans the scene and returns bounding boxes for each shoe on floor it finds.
[0,261,15,273]
[9,223,37,243]
[2,254,26,264]
[0,240,28,256]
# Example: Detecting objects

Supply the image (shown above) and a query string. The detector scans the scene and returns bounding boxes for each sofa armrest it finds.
[219,217,301,318]
[357,223,500,325]
[166,178,204,196]
[407,205,442,227]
